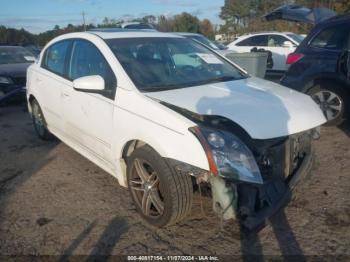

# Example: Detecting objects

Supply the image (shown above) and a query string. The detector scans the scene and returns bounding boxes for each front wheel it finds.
[308,84,347,126]
[127,145,193,227]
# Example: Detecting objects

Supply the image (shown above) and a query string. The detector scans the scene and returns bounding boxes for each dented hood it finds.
[145,77,326,139]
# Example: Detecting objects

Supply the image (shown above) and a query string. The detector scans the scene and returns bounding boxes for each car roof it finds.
[174,32,202,37]
[240,31,295,37]
[87,29,182,39]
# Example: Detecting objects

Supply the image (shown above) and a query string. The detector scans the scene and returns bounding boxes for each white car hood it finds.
[145,77,326,139]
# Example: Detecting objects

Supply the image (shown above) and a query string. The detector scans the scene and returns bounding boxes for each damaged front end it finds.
[236,131,314,230]
[192,124,316,230]
[178,110,318,232]
[161,102,320,230]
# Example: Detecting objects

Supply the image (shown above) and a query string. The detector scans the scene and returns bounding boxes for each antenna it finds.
[82,11,86,31]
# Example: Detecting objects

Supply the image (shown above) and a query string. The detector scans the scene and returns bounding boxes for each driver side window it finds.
[68,40,117,97]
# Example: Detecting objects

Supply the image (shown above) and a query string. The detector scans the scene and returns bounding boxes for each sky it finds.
[0,0,224,33]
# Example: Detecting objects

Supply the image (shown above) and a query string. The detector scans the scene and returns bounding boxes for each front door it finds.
[63,39,117,166]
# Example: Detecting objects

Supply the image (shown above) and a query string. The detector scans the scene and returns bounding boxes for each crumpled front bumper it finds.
[238,150,314,230]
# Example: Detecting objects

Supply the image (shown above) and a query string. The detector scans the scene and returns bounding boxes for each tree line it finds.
[0,12,215,47]
[1,0,349,47]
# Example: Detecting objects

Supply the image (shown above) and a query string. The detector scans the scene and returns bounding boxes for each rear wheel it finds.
[31,99,54,140]
[127,145,193,227]
[308,84,348,126]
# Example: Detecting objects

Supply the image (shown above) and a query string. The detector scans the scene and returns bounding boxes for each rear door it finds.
[337,25,350,84]
[35,40,72,134]
[63,39,117,166]
[306,23,350,76]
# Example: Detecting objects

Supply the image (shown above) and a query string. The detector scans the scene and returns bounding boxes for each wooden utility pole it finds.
[82,12,86,31]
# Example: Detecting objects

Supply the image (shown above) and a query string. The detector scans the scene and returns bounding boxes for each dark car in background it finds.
[281,15,350,126]
[0,46,35,105]
[264,4,349,125]
[24,45,42,58]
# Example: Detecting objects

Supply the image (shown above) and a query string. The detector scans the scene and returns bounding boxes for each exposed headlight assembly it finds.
[0,76,13,84]
[190,126,263,184]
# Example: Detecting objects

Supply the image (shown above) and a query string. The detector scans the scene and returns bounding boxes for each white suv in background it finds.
[227,32,304,73]
[26,30,324,229]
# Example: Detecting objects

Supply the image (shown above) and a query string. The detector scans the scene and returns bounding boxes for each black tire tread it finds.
[127,145,193,227]
[31,99,54,141]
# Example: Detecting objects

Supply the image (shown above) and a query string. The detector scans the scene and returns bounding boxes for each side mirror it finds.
[282,41,294,48]
[73,75,105,92]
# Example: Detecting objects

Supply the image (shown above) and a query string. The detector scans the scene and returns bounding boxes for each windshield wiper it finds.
[140,84,182,92]
[141,76,238,93]
[195,76,237,86]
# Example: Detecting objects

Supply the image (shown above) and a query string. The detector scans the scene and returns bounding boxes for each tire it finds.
[307,84,348,126]
[127,145,193,227]
[31,99,54,140]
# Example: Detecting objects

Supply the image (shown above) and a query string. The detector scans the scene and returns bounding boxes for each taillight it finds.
[286,53,304,65]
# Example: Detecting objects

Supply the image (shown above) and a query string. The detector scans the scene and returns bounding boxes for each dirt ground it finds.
[0,105,349,259]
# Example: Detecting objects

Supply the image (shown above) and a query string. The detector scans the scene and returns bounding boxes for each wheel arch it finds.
[121,139,150,160]
[304,76,349,95]
[27,94,37,113]
[116,133,208,188]
[117,138,174,188]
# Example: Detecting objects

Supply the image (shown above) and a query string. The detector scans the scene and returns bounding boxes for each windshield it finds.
[0,47,35,64]
[107,37,246,92]
[287,33,305,44]
[189,35,220,50]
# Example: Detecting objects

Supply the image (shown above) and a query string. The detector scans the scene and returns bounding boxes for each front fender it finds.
[112,88,209,187]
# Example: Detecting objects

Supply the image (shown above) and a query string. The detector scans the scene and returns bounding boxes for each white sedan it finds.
[227,32,304,73]
[26,30,324,229]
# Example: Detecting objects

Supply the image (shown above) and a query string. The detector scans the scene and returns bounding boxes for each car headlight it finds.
[0,76,13,84]
[190,126,263,184]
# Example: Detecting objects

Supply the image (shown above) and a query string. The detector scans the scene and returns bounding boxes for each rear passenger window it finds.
[43,41,70,76]
[310,24,350,50]
[236,35,267,47]
[68,40,116,94]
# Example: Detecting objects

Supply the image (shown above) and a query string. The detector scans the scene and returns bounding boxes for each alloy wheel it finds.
[129,158,164,217]
[312,90,343,121]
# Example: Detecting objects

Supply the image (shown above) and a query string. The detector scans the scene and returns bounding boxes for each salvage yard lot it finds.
[0,106,349,257]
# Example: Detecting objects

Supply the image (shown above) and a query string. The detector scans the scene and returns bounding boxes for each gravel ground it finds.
[0,106,349,259]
